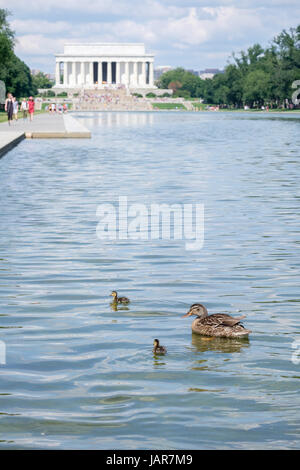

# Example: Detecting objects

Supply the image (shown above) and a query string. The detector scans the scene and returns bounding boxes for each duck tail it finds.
[222,315,246,327]
[234,328,251,337]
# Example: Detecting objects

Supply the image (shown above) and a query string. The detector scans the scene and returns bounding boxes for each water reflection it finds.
[78,111,155,128]
[0,111,299,449]
[109,302,130,312]
[191,333,250,354]
[152,354,167,367]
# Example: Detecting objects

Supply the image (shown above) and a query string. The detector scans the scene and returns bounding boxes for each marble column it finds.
[107,61,112,84]
[98,61,102,85]
[72,62,76,86]
[149,62,154,87]
[80,62,85,86]
[89,62,93,85]
[142,62,147,86]
[125,62,130,86]
[63,61,67,86]
[134,62,138,86]
[116,62,120,84]
[55,61,60,86]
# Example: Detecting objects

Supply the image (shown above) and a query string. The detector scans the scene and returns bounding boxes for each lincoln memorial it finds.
[54,43,155,90]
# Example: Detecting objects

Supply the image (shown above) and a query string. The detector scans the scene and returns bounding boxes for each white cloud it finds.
[3,1,300,71]
[15,35,65,56]
[2,0,183,19]
[11,20,70,35]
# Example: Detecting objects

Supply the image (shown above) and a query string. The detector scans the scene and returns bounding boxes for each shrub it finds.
[146,92,156,98]
[173,89,191,99]
[57,92,68,97]
[152,102,186,110]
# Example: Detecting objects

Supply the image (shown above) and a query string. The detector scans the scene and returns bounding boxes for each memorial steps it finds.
[74,88,152,111]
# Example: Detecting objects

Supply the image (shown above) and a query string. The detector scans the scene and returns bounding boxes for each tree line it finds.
[1,8,299,107]
[0,9,52,100]
[157,25,300,109]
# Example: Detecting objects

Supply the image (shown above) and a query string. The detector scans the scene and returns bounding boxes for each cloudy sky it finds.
[1,0,299,73]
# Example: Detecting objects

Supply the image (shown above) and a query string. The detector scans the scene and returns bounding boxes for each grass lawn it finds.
[0,105,74,124]
[191,102,207,110]
[190,103,300,112]
[1,110,40,123]
[152,102,187,110]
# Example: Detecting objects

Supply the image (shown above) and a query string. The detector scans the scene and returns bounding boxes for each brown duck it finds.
[183,303,251,338]
[153,339,167,354]
[111,291,130,304]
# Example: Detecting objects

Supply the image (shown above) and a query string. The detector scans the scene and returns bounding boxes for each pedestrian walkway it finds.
[0,112,91,158]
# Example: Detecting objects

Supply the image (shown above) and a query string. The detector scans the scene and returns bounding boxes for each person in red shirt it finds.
[28,96,35,121]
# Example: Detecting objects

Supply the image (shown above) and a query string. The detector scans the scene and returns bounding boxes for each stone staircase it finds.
[74,88,152,111]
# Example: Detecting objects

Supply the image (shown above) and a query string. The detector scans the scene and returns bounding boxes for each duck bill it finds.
[182,312,191,318]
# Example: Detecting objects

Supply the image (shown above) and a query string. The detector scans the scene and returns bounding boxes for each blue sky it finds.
[1,0,299,73]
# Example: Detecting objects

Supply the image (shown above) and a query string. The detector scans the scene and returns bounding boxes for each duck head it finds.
[182,303,208,319]
[111,291,118,300]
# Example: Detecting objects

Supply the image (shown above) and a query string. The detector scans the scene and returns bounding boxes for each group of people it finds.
[47,103,68,113]
[79,91,121,105]
[4,93,35,125]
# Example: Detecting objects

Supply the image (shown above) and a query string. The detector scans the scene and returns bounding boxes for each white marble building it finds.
[54,43,155,89]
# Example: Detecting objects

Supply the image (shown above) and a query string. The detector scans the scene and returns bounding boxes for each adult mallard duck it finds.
[111,291,130,304]
[183,303,251,338]
[153,339,167,354]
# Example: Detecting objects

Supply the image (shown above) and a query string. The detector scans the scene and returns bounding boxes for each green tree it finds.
[5,54,36,97]
[157,24,300,108]
[243,70,272,107]
[180,73,199,97]
[159,68,186,89]
[271,26,300,106]
[222,65,243,106]
[32,71,54,90]
[0,9,15,85]
[0,9,37,98]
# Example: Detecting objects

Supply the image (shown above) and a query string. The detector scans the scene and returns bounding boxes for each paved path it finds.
[0,112,91,158]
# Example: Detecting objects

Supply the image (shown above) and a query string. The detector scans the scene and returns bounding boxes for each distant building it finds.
[154,65,173,80]
[54,43,155,89]
[187,69,199,76]
[199,68,223,80]
[31,69,54,81]
[31,69,42,76]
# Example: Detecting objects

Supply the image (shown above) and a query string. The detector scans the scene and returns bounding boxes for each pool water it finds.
[0,111,299,449]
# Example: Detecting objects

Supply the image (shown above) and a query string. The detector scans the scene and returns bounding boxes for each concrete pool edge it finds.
[0,132,26,159]
[0,113,91,157]
[25,131,91,139]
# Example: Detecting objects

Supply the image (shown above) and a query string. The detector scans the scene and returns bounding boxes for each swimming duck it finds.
[153,339,167,354]
[183,303,251,338]
[111,291,130,304]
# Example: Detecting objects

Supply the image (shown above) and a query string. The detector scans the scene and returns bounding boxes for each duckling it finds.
[111,291,130,304]
[183,303,251,338]
[153,339,167,354]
